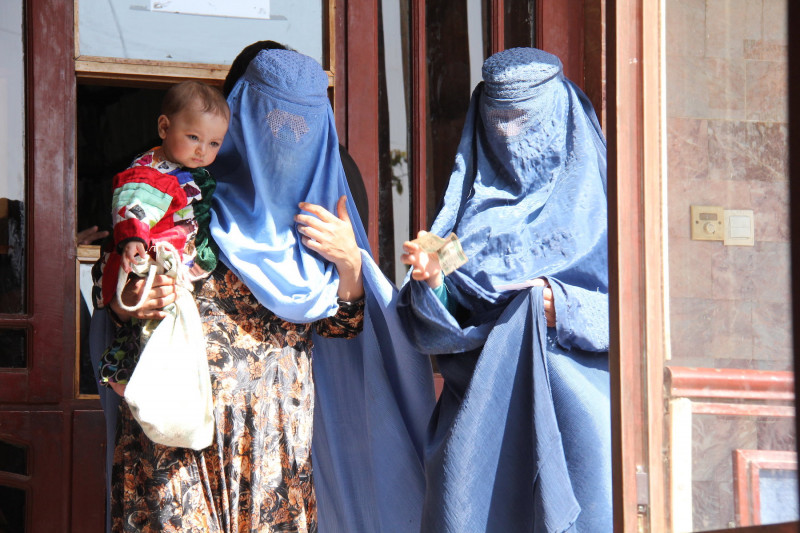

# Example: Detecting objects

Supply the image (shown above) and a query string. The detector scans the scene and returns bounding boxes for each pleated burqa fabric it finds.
[398,48,612,532]
[209,49,435,532]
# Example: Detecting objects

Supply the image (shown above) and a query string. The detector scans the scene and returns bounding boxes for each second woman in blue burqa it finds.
[399,47,612,532]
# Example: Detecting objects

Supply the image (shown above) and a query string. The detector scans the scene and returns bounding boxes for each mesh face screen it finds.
[267,109,310,143]
[486,107,531,138]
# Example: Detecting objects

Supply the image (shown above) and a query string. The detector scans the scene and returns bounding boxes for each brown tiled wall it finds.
[665,0,793,528]
[666,0,790,371]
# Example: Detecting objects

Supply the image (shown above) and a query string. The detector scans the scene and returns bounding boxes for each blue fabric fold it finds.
[398,47,611,532]
[421,287,580,532]
[208,49,435,532]
[88,308,121,533]
[209,49,349,323]
[312,251,435,533]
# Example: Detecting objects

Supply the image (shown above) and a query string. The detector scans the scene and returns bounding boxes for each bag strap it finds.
[114,261,158,313]
[113,241,185,313]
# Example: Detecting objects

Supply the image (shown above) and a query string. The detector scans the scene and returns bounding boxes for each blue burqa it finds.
[397,48,611,532]
[209,49,434,532]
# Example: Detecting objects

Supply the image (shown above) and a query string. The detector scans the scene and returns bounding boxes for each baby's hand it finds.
[121,241,147,273]
[401,231,443,289]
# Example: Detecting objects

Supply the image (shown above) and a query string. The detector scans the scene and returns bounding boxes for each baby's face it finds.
[158,107,229,168]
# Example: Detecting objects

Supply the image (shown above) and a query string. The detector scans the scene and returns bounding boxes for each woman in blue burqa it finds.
[400,47,611,532]
[91,48,434,532]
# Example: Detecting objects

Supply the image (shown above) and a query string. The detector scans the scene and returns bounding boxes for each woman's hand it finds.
[77,225,110,245]
[401,231,443,289]
[530,278,556,327]
[295,196,364,301]
[111,274,178,321]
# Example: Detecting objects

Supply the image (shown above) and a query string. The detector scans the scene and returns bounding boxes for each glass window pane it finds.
[379,0,488,285]
[77,85,165,235]
[664,0,794,529]
[0,486,26,532]
[78,252,99,396]
[759,468,799,523]
[504,0,535,49]
[76,84,167,396]
[77,0,326,66]
[378,0,415,283]
[379,0,411,284]
[0,440,27,476]
[424,0,488,227]
[0,0,25,314]
[0,329,25,369]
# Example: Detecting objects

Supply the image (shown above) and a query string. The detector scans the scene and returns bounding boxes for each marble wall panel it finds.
[752,299,793,365]
[744,40,788,61]
[713,357,762,370]
[666,0,706,57]
[743,121,788,182]
[762,0,787,42]
[707,120,750,181]
[693,480,723,530]
[706,58,747,119]
[709,300,754,362]
[750,241,791,303]
[668,237,715,299]
[669,297,715,363]
[749,180,790,242]
[757,418,796,451]
[744,0,767,40]
[746,60,787,122]
[693,479,733,530]
[692,415,758,481]
[705,0,751,59]
[666,55,710,118]
[710,245,757,300]
[714,481,735,529]
[667,117,709,181]
[720,178,758,208]
[665,0,793,525]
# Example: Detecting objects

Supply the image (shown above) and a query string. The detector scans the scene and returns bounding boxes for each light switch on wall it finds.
[723,209,754,246]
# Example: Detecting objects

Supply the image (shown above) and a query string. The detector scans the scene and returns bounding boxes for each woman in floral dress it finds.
[99,46,434,533]
[111,266,364,532]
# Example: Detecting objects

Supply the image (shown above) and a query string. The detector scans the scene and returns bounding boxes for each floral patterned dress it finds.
[111,265,364,533]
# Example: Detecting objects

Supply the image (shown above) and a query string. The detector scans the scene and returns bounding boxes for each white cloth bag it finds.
[120,242,214,450]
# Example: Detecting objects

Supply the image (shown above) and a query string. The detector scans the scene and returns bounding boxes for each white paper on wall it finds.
[150,0,271,20]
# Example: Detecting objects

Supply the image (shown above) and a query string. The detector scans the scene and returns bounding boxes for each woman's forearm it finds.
[334,251,364,302]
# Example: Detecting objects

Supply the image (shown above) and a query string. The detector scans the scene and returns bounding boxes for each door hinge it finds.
[636,466,649,512]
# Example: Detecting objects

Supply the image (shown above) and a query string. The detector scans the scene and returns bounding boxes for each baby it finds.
[98,80,229,396]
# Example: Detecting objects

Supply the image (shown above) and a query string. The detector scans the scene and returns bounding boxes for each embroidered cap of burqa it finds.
[398,47,611,532]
